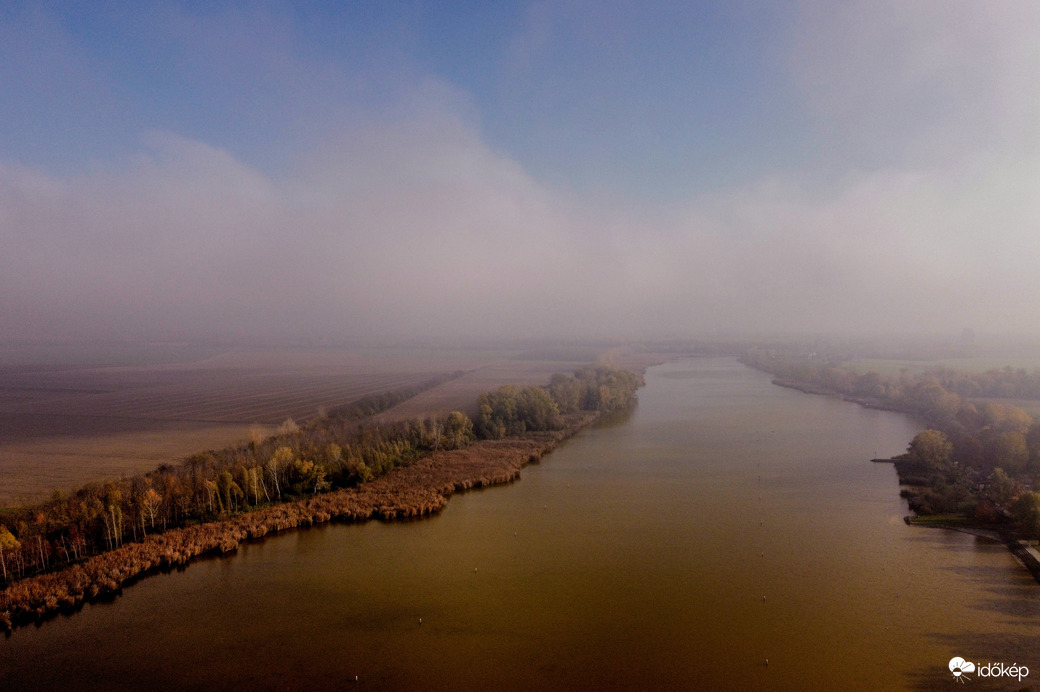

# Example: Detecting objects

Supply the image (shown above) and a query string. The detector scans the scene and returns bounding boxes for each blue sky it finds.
[3,1,1040,342]
[2,1,800,196]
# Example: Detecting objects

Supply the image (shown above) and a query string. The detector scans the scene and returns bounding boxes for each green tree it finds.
[1026,421,1040,468]
[1013,492,1040,541]
[907,429,953,470]
[442,411,475,449]
[216,471,243,513]
[341,458,373,485]
[515,386,560,431]
[982,402,1033,434]
[548,373,582,413]
[0,525,19,582]
[983,468,1019,508]
[990,431,1028,474]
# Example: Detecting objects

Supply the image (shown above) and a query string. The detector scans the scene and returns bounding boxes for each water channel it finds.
[2,358,1038,690]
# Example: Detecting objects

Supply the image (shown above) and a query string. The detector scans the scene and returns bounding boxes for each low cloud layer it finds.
[3,2,1040,344]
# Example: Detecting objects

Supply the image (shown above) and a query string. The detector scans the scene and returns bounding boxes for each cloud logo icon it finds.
[949,657,976,682]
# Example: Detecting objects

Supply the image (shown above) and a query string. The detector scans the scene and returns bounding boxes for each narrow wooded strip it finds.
[0,414,596,630]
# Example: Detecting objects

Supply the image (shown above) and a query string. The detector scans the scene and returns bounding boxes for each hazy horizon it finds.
[4,2,1040,345]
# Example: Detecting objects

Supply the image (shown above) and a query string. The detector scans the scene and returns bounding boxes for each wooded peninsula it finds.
[741,348,1040,578]
[0,366,642,631]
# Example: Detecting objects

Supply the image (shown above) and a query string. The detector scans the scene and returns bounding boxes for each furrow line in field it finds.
[60,373,441,423]
[73,375,389,418]
[198,375,436,421]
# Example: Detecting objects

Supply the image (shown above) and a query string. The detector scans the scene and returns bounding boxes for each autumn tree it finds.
[983,468,1019,508]
[442,411,475,449]
[475,385,559,438]
[102,486,124,549]
[0,525,19,582]
[141,488,162,531]
[548,373,582,413]
[268,447,295,499]
[907,429,953,470]
[216,471,243,513]
[987,431,1029,474]
[982,402,1033,434]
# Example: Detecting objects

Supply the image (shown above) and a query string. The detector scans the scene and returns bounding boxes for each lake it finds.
[2,358,1038,690]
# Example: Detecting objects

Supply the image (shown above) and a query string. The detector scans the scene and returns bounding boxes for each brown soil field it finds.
[372,350,667,424]
[0,345,655,506]
[0,348,503,504]
[374,359,585,422]
[0,420,271,505]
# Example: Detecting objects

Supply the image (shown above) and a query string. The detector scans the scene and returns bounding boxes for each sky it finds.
[2,0,1040,345]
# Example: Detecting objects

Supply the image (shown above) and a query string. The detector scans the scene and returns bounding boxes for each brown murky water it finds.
[2,358,1038,690]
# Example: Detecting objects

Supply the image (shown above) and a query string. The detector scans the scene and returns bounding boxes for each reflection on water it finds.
[589,397,638,429]
[2,358,1038,691]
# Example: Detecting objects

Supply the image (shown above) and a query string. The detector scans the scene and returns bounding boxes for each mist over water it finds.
[4,359,1036,690]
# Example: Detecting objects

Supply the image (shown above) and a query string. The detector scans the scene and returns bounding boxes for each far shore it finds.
[770,377,907,416]
[765,372,1040,586]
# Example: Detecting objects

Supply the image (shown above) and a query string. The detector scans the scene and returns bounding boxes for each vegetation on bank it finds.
[0,428,587,631]
[475,367,642,439]
[741,349,1040,542]
[0,366,641,623]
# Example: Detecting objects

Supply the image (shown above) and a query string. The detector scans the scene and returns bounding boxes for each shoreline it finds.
[762,370,1040,586]
[1,411,601,633]
[903,517,1040,583]
[770,377,907,416]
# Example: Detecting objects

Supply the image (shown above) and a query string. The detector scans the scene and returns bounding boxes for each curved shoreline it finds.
[1,412,601,633]
[763,370,1040,586]
[770,377,907,416]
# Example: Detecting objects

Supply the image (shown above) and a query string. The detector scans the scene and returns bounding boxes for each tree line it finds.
[474,367,642,439]
[0,366,641,586]
[923,365,1040,401]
